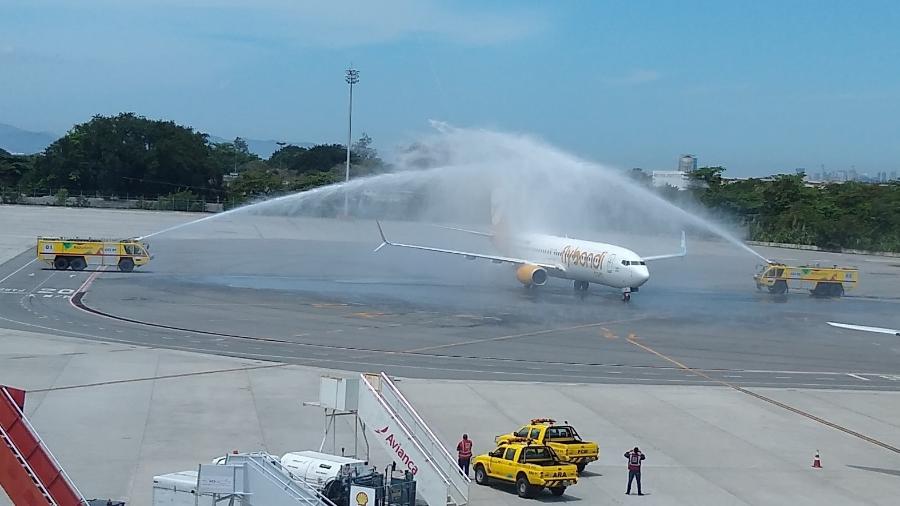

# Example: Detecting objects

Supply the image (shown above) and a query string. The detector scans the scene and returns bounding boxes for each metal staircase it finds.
[0,385,88,506]
[357,373,469,506]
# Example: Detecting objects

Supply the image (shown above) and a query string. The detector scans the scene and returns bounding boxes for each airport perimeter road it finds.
[1,214,899,390]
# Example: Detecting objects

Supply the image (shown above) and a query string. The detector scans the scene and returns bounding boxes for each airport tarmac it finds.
[2,205,900,505]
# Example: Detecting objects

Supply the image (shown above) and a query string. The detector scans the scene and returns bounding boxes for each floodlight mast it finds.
[344,66,359,217]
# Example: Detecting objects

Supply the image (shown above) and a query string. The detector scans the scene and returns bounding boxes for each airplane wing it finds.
[374,221,562,272]
[432,224,494,238]
[642,231,687,262]
[827,322,900,336]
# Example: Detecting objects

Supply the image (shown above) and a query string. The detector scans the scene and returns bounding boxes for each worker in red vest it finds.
[457,434,473,476]
[624,447,646,495]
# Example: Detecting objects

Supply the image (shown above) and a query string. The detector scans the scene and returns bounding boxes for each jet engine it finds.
[516,264,548,286]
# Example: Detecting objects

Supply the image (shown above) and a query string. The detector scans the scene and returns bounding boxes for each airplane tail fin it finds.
[373,220,392,253]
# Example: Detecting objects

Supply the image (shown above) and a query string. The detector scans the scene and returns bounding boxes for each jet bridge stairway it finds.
[1,385,88,506]
[357,373,469,506]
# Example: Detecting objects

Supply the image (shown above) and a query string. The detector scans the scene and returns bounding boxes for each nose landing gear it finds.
[622,287,631,302]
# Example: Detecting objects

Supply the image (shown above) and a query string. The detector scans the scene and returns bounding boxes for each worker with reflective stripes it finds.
[624,447,646,495]
[457,434,473,476]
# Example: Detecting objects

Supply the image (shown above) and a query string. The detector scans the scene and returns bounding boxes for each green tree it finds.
[233,137,249,154]
[28,113,220,196]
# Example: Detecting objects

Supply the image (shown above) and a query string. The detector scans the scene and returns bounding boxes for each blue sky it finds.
[2,0,899,176]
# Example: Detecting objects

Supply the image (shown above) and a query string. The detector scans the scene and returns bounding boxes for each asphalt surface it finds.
[2,217,898,390]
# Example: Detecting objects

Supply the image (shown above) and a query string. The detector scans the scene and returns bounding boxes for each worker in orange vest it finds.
[624,447,646,495]
[456,434,473,476]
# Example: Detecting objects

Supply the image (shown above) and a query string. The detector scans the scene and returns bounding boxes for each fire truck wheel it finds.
[53,257,70,270]
[118,258,135,272]
[70,257,87,271]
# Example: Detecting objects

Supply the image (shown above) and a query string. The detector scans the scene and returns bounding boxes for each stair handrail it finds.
[1,386,88,506]
[231,453,337,506]
[379,373,470,484]
[360,374,467,505]
[0,423,58,505]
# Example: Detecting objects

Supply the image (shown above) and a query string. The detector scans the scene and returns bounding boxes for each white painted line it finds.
[0,258,37,285]
[846,373,871,381]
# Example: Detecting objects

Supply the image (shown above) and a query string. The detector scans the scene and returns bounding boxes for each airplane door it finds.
[606,254,617,274]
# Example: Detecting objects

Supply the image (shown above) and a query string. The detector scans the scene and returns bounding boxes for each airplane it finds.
[373,219,686,302]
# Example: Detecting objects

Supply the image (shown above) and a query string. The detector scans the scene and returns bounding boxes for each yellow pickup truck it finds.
[494,418,600,473]
[472,439,578,498]
[496,419,598,473]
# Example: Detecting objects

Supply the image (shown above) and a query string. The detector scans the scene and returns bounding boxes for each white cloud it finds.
[600,69,661,86]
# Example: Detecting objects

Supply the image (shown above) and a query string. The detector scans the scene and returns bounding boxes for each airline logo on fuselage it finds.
[562,246,606,270]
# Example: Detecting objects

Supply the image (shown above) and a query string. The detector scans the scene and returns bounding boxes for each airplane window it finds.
[621,260,628,266]
[640,261,646,265]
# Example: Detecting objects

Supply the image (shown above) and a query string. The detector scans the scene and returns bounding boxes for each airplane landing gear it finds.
[574,280,589,291]
[622,288,632,302]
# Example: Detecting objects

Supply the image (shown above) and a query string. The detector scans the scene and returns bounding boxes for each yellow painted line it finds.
[349,311,386,319]
[624,335,900,455]
[402,317,649,354]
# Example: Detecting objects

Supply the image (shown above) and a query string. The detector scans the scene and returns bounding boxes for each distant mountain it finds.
[0,123,57,154]
[207,135,314,160]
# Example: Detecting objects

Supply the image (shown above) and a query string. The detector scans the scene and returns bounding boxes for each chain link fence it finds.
[0,187,238,213]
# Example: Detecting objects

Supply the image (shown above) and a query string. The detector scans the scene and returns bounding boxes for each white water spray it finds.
[141,123,770,263]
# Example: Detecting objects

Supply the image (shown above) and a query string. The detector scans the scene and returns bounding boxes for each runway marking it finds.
[625,334,900,455]
[0,258,37,285]
[400,317,650,354]
[350,312,386,319]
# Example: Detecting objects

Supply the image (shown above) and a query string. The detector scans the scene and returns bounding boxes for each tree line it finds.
[0,113,387,205]
[630,167,900,252]
[2,113,898,252]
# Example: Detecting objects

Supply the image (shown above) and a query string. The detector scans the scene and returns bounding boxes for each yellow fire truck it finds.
[754,262,858,297]
[36,237,152,272]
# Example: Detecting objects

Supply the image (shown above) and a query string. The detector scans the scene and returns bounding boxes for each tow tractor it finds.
[754,262,859,297]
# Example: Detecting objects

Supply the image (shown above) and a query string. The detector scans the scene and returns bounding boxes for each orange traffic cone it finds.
[812,451,822,468]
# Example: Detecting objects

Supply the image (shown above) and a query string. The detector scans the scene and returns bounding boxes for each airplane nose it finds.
[632,266,650,286]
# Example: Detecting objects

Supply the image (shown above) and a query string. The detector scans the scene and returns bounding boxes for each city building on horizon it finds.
[652,153,698,190]
[678,154,697,173]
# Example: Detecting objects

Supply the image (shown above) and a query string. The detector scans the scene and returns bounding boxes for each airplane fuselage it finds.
[500,233,650,289]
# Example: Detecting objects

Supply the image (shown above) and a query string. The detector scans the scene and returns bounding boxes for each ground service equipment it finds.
[754,263,858,296]
[37,237,151,272]
[495,419,599,473]
[472,439,578,498]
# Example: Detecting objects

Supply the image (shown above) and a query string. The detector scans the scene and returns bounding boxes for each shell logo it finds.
[355,491,369,506]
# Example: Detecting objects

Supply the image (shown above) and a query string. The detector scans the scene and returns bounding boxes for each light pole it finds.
[344,66,360,217]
